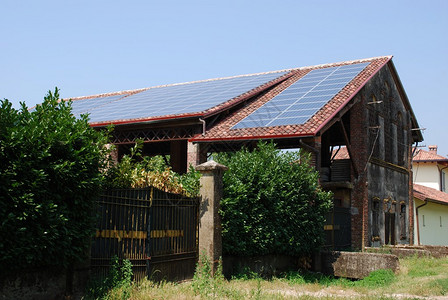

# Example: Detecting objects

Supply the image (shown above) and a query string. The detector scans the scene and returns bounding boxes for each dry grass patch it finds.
[85,255,448,299]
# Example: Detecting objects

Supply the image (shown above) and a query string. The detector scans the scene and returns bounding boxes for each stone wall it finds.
[0,265,88,300]
[316,251,399,279]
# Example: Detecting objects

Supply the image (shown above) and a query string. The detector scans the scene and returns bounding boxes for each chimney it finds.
[429,145,438,154]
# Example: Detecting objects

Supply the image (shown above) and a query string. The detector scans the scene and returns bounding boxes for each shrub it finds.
[215,141,333,256]
[0,89,110,270]
[104,140,201,197]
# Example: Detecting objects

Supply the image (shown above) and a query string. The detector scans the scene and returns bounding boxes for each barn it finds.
[67,55,423,250]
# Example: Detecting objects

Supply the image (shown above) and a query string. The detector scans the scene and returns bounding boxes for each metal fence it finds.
[91,188,199,281]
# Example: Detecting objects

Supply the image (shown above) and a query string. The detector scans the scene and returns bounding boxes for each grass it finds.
[85,255,448,300]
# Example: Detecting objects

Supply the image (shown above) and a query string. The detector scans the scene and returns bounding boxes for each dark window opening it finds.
[385,212,396,245]
[400,204,406,240]
[372,198,380,239]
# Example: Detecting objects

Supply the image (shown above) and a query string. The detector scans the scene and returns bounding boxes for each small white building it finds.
[413,146,448,245]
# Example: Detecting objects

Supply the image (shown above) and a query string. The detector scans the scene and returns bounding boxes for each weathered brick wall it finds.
[349,65,414,249]
[349,94,369,250]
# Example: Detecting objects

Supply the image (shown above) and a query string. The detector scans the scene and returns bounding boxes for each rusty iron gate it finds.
[91,188,199,281]
[324,206,351,250]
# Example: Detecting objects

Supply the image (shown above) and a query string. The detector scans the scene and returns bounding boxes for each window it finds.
[442,171,446,192]
[372,197,380,238]
[400,204,406,240]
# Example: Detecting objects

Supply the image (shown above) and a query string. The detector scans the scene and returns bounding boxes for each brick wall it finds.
[349,94,369,250]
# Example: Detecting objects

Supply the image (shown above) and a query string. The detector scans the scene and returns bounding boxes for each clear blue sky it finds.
[1,0,447,155]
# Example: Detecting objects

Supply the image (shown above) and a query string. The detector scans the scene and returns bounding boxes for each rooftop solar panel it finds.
[232,62,369,129]
[69,94,127,117]
[82,72,287,123]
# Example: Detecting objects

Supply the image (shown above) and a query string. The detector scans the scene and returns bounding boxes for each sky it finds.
[1,0,447,155]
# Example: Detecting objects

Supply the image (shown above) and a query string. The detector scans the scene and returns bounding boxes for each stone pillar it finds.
[195,160,228,274]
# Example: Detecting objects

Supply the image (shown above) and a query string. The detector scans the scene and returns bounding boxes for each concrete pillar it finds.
[195,160,228,274]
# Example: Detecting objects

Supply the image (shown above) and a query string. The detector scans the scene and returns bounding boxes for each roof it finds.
[58,56,422,143]
[192,56,395,142]
[65,70,291,126]
[333,147,448,163]
[414,184,448,205]
[332,146,350,160]
[413,148,448,163]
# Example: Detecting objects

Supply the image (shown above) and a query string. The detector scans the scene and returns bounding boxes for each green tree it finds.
[215,141,333,256]
[0,88,110,270]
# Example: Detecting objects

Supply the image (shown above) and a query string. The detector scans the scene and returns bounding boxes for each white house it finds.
[413,145,448,192]
[413,145,448,245]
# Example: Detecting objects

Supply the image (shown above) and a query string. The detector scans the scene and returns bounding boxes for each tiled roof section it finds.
[413,148,448,163]
[414,184,448,205]
[193,56,392,142]
[332,146,350,160]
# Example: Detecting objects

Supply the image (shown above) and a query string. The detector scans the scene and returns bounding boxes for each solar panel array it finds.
[232,62,369,129]
[70,71,288,123]
[70,94,128,117]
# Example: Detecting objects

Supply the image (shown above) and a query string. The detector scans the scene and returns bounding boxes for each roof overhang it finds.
[387,60,424,143]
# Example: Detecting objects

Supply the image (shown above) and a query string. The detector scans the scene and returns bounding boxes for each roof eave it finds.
[387,60,424,143]
[89,113,204,128]
[190,132,313,143]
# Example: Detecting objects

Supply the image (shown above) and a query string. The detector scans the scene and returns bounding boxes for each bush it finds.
[104,140,201,197]
[0,88,110,270]
[215,141,332,256]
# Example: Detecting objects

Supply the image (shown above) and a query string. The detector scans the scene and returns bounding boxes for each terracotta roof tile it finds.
[413,148,448,162]
[332,147,350,160]
[192,56,391,142]
[414,184,448,205]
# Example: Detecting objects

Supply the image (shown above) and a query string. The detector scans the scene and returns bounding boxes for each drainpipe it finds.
[439,165,448,192]
[415,200,428,245]
[199,118,206,136]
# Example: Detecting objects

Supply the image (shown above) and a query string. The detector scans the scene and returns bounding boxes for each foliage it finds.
[85,256,133,300]
[355,269,395,288]
[192,252,226,299]
[215,141,333,256]
[105,140,201,197]
[0,89,110,270]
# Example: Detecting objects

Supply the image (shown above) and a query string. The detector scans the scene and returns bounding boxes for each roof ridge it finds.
[65,56,392,102]
[293,55,393,71]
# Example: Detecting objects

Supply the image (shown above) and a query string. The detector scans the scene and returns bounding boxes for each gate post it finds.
[195,160,228,274]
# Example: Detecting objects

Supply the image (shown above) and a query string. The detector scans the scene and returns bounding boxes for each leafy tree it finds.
[0,88,110,270]
[215,141,333,256]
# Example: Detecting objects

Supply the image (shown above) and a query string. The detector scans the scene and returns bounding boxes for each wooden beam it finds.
[339,119,359,178]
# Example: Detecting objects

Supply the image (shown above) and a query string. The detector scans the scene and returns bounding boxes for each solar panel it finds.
[83,71,287,123]
[232,62,369,129]
[69,94,127,117]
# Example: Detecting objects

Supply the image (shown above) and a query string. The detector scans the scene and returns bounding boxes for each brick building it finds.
[66,55,423,250]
